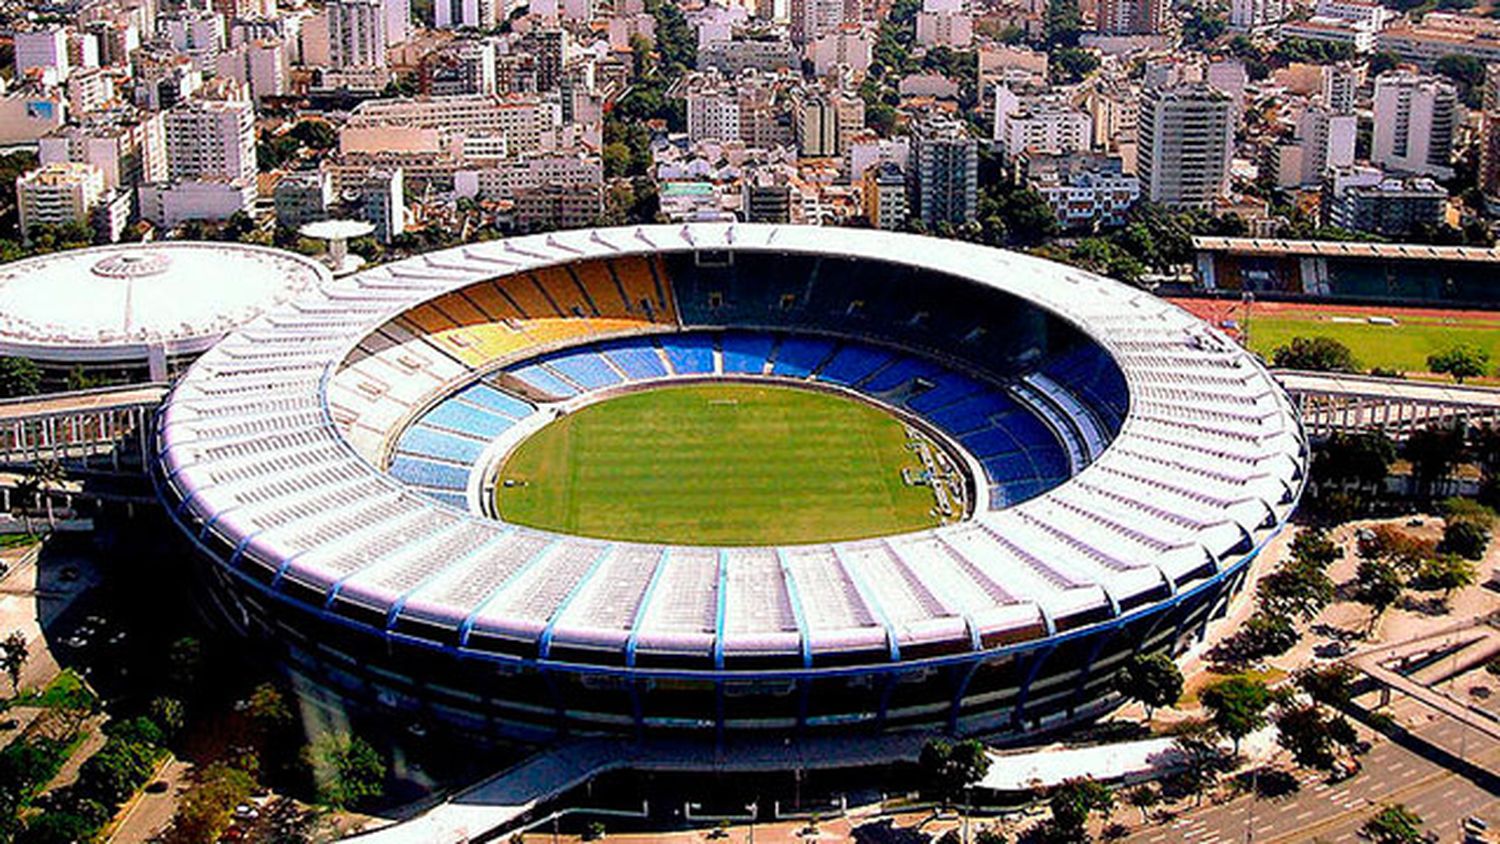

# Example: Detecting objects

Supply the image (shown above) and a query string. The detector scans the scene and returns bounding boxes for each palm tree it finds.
[15,458,65,532]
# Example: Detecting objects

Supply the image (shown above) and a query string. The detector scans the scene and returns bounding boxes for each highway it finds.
[1126,693,1499,844]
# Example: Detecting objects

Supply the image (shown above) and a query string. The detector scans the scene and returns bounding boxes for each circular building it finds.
[0,242,330,385]
[153,224,1306,743]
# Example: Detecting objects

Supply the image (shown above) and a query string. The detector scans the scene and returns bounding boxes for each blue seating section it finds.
[600,341,668,379]
[388,328,1120,513]
[508,363,580,398]
[458,383,533,418]
[818,346,895,386]
[1038,345,1128,435]
[661,334,715,374]
[721,332,774,374]
[770,336,835,377]
[543,348,623,390]
[423,400,518,439]
[388,382,538,508]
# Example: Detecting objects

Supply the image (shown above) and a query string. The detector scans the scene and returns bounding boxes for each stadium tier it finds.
[154,225,1305,742]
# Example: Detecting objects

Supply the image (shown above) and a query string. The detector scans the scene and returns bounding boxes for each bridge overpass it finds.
[0,383,167,473]
[1273,370,1500,439]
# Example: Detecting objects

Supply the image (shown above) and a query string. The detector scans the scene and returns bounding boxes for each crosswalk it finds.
[1131,768,1371,844]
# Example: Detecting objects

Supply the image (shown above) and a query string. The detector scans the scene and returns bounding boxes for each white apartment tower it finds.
[791,0,849,46]
[164,97,257,182]
[14,27,71,81]
[1372,71,1459,179]
[16,162,106,240]
[329,0,388,68]
[1229,0,1286,32]
[1137,82,1233,209]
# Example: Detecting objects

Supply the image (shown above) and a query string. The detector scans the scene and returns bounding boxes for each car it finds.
[1468,818,1491,832]
[145,781,170,794]
[234,804,259,821]
[62,635,89,649]
[58,567,78,582]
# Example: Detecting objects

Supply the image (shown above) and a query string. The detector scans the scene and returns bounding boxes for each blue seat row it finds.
[771,336,836,377]
[396,425,488,464]
[600,341,668,379]
[423,400,518,439]
[817,346,895,386]
[545,349,623,390]
[508,363,580,397]
[459,382,534,419]
[721,332,774,374]
[661,334,715,374]
[388,455,471,490]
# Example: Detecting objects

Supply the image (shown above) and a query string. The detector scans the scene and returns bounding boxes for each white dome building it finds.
[0,242,330,384]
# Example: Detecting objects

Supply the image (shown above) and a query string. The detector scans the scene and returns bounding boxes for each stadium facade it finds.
[153,224,1306,742]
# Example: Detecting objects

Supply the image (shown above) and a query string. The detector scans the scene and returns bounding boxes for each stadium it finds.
[152,223,1307,743]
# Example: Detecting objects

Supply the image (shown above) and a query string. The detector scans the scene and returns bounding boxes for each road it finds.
[1126,693,1499,844]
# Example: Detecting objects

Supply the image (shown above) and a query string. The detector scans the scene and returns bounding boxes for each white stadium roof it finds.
[0,242,330,362]
[155,224,1307,666]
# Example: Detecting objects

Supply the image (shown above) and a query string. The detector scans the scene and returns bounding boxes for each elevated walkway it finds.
[345,733,934,843]
[0,383,167,473]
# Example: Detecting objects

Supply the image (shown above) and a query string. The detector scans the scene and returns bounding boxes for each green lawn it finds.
[496,383,939,545]
[1247,315,1500,376]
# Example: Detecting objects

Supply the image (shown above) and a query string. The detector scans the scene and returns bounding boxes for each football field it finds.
[496,382,940,545]
[1170,298,1500,378]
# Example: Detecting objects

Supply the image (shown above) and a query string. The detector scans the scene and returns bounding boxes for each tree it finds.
[76,737,157,808]
[1427,344,1489,383]
[1257,562,1335,622]
[1114,652,1183,721]
[1296,663,1357,708]
[1050,47,1099,83]
[0,357,41,399]
[1044,0,1082,46]
[1353,560,1404,634]
[1440,496,1496,529]
[918,738,991,809]
[1414,553,1477,603]
[1200,676,1272,754]
[1123,783,1160,823]
[304,732,386,810]
[149,697,186,739]
[1312,432,1395,491]
[165,762,255,844]
[1360,804,1425,843]
[19,810,97,844]
[245,683,293,734]
[1437,520,1489,560]
[1358,524,1435,576]
[1435,54,1486,106]
[1271,337,1356,372]
[1402,426,1464,497]
[1169,719,1225,807]
[167,637,203,693]
[1048,777,1113,838]
[1,631,27,694]
[1275,704,1341,771]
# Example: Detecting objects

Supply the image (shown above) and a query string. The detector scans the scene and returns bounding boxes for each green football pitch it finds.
[495,382,941,545]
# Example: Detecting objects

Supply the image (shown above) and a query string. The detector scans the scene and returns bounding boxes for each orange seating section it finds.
[408,257,677,370]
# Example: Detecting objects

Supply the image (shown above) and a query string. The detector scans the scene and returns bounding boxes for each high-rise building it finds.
[39,112,168,191]
[1480,112,1500,212]
[435,0,497,29]
[1136,83,1232,209]
[791,0,849,46]
[15,27,72,82]
[1372,71,1458,179]
[1097,0,1166,35]
[16,162,106,240]
[909,117,977,226]
[162,11,225,73]
[1229,0,1285,32]
[862,161,907,229]
[164,97,257,182]
[328,0,388,69]
[795,92,840,158]
[1324,165,1447,236]
[1321,62,1359,114]
[1270,104,1356,188]
[384,0,411,45]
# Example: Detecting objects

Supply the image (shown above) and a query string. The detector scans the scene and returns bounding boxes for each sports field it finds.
[496,383,940,545]
[1169,298,1500,378]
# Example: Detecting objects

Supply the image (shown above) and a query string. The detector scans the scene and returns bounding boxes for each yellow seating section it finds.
[401,257,677,370]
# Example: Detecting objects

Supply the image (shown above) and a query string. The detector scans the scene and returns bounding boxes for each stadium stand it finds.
[157,224,1305,743]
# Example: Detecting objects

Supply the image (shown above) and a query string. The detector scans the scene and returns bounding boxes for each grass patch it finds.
[1246,313,1500,377]
[497,383,941,545]
[0,534,39,550]
[11,669,95,709]
[1179,667,1289,707]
